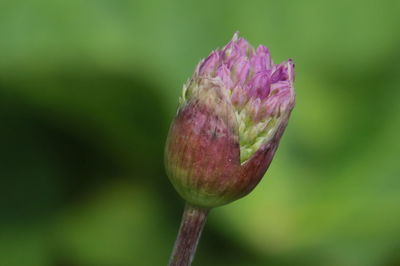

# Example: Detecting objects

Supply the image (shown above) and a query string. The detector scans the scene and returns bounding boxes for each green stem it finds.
[169,203,210,266]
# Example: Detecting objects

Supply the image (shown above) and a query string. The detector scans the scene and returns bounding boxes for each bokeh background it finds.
[1,0,400,265]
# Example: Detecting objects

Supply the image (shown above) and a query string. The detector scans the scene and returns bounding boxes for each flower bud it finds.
[165,33,295,208]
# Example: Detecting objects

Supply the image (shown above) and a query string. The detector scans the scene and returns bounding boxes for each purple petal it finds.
[216,64,233,89]
[270,65,288,83]
[249,54,266,73]
[232,57,250,86]
[255,45,272,69]
[222,42,243,68]
[198,51,222,76]
[264,83,294,115]
[247,71,271,100]
[236,38,252,57]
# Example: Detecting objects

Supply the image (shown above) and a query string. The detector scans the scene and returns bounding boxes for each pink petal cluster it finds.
[195,32,295,121]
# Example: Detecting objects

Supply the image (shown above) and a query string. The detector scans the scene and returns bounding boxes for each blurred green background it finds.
[1,0,400,265]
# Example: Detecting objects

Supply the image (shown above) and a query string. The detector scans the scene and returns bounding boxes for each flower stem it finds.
[169,203,210,266]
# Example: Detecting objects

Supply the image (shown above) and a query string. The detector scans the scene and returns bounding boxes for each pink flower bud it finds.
[165,32,295,208]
